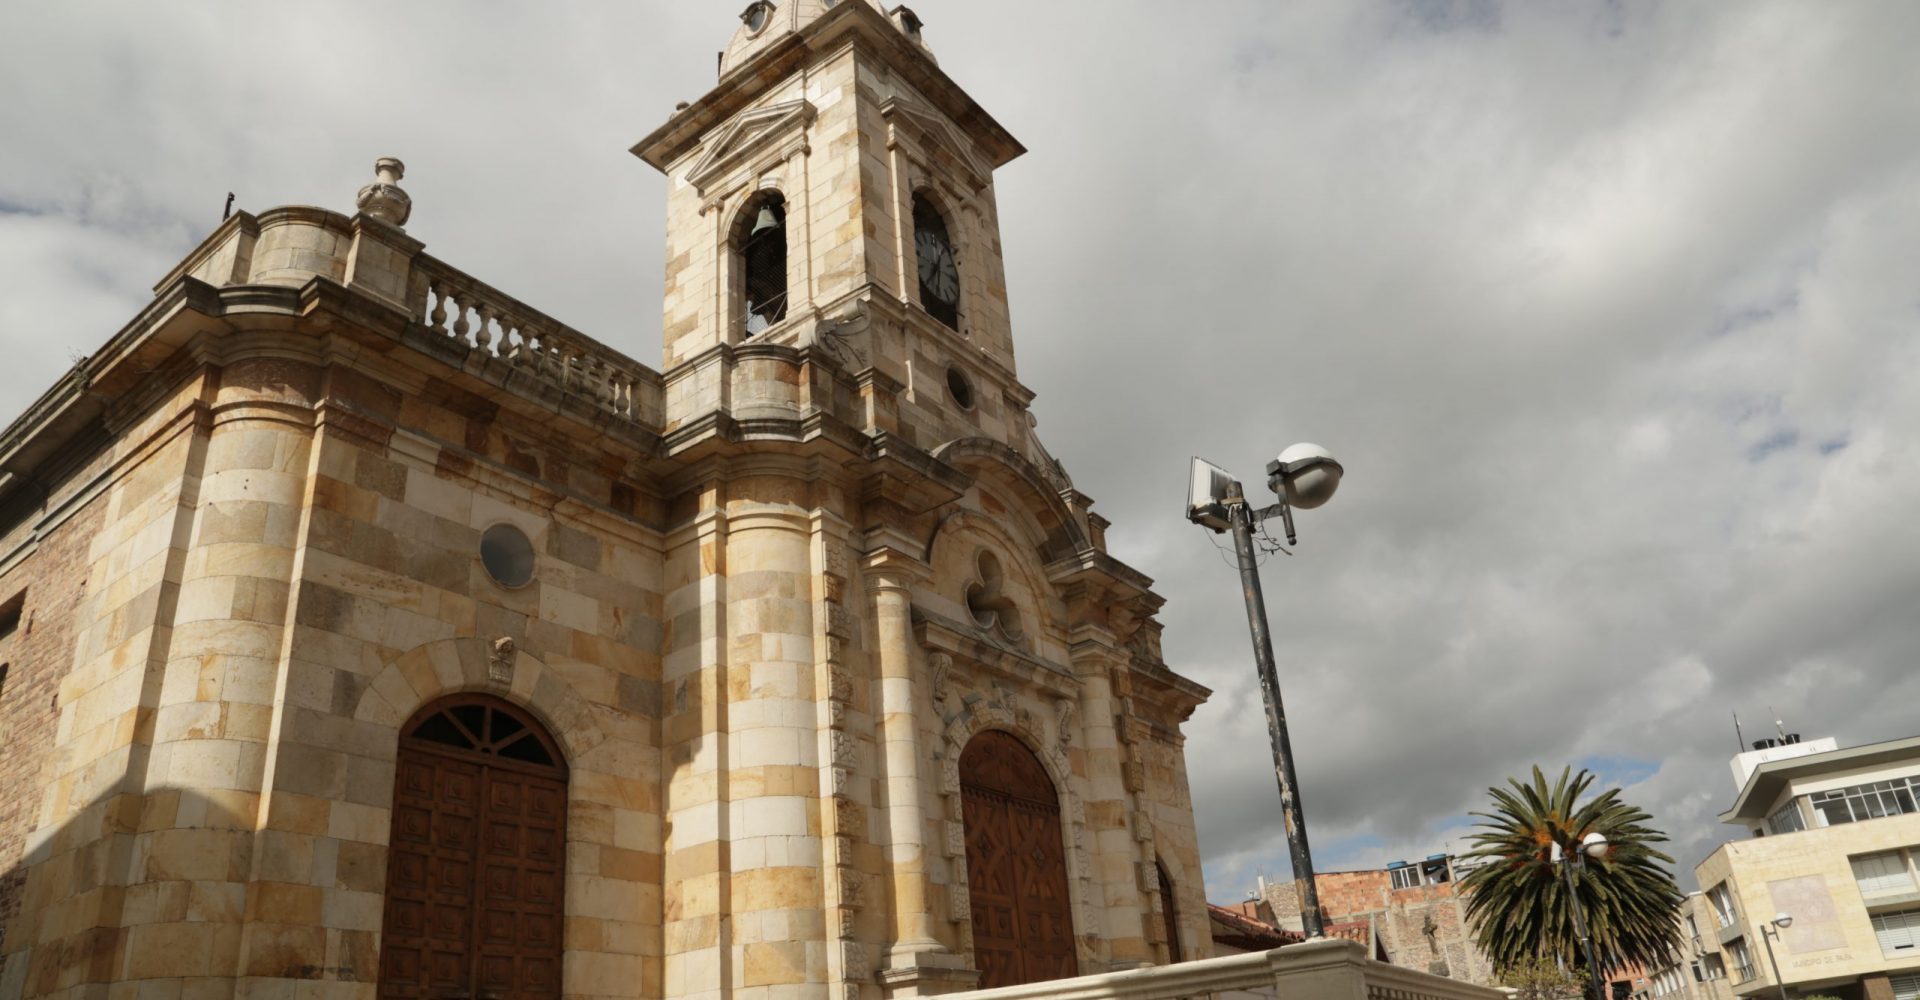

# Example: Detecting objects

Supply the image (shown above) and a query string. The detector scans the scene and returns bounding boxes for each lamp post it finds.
[1760,912,1793,1000]
[1551,831,1611,1000]
[1186,446,1344,939]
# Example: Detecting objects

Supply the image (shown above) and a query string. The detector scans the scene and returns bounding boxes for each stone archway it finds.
[960,729,1077,989]
[378,695,568,1000]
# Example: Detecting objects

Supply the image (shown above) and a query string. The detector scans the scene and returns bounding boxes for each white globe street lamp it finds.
[1186,445,1345,938]
[1761,912,1794,1000]
[1550,831,1611,1000]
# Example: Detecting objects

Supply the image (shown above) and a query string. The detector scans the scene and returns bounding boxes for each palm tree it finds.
[1458,765,1684,983]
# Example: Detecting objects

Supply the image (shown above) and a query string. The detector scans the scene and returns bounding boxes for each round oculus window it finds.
[480,523,535,588]
[947,366,975,411]
[744,3,771,34]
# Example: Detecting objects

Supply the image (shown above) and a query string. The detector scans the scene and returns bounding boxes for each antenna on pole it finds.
[1771,707,1787,741]
[1733,711,1745,752]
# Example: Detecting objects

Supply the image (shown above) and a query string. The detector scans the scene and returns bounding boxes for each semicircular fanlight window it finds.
[402,696,563,771]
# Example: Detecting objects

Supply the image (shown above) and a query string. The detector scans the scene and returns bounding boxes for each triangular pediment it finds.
[684,98,816,196]
[881,96,990,191]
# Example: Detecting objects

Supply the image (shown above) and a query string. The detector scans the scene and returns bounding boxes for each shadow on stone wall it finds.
[0,786,343,999]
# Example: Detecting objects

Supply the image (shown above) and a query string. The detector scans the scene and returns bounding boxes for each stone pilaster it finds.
[867,544,972,997]
[719,468,826,996]
[662,481,731,1000]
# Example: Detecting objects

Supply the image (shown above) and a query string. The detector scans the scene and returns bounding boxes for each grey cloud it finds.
[5,0,1919,907]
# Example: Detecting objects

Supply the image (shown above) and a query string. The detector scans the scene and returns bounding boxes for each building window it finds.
[740,192,789,336]
[1725,938,1754,982]
[965,551,1023,642]
[741,1,774,35]
[1853,850,1917,896]
[1892,972,1920,1000]
[1808,777,1920,827]
[480,523,536,588]
[912,194,960,330]
[946,365,974,411]
[1685,913,1701,947]
[1699,954,1725,980]
[1386,856,1454,891]
[0,591,23,638]
[1766,799,1807,835]
[1872,908,1920,956]
[1708,883,1738,929]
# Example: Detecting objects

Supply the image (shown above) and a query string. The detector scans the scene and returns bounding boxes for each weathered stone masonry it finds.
[0,4,1214,1000]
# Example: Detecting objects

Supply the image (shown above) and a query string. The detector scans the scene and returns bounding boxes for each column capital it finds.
[863,543,930,592]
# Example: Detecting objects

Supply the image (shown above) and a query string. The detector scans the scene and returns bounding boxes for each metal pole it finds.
[1561,855,1608,1000]
[1761,927,1789,1000]
[1225,482,1324,939]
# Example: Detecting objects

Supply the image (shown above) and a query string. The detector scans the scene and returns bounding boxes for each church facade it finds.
[0,4,1212,1000]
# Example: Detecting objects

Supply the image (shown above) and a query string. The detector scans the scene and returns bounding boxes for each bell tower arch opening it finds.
[379,695,568,1000]
[735,189,789,337]
[960,728,1076,988]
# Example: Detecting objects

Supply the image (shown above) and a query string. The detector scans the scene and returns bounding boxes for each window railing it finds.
[1726,939,1755,983]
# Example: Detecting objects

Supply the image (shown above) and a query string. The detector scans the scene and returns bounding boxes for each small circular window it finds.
[743,2,772,34]
[947,366,975,411]
[480,524,535,588]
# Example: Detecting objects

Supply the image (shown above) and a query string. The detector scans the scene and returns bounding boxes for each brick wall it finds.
[1260,867,1498,986]
[0,489,108,946]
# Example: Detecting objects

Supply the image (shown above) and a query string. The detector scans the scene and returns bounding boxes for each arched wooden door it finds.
[1156,860,1183,963]
[961,729,1076,988]
[379,696,567,1000]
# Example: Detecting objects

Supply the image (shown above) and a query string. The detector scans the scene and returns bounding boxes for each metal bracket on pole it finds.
[1247,502,1297,545]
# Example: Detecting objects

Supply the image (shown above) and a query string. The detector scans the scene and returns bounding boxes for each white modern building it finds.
[1695,734,1920,1000]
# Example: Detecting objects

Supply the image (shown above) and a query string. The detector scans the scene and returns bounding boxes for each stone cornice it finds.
[631,0,1024,174]
[913,607,1079,699]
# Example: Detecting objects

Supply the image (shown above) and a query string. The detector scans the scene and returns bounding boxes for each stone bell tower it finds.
[630,4,1214,999]
[635,0,1041,466]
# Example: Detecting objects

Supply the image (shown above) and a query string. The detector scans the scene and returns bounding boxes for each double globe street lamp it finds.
[1187,444,1344,938]
[1550,831,1612,1000]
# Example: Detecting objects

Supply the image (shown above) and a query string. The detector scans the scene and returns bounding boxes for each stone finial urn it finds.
[356,157,412,226]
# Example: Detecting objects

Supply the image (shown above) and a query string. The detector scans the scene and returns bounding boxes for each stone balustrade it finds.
[412,256,661,425]
[940,939,1513,1000]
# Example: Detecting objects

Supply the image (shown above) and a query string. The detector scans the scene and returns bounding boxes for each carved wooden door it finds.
[962,729,1076,988]
[380,697,566,1000]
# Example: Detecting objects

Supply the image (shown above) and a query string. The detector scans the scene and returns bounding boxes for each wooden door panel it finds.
[381,697,567,1000]
[962,731,1076,989]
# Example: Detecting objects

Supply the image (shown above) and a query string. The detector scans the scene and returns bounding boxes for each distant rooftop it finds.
[1721,733,1920,824]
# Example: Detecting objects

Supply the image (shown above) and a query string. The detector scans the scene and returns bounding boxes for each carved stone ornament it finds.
[1054,697,1076,746]
[928,651,953,707]
[488,635,516,683]
[356,157,412,227]
[815,304,870,369]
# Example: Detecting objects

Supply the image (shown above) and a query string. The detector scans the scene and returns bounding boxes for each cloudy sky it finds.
[6,1,1920,902]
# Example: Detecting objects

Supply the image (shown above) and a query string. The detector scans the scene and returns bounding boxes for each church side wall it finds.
[0,370,223,1000]
[233,361,669,1000]
[0,453,112,983]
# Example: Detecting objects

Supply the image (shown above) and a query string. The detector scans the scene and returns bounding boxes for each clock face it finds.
[916,228,958,305]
